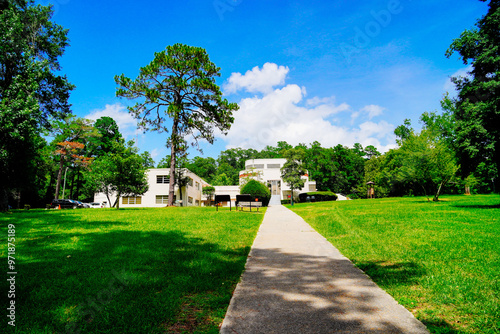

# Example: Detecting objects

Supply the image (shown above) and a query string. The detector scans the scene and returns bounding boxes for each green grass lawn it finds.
[0,206,264,334]
[288,195,500,334]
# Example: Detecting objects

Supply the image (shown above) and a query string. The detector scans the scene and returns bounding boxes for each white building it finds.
[94,168,210,208]
[238,159,316,201]
[94,159,317,208]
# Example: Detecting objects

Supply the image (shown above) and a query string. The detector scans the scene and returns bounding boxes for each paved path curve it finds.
[220,205,430,334]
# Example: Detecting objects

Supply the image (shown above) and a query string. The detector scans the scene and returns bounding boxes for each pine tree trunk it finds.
[168,119,178,207]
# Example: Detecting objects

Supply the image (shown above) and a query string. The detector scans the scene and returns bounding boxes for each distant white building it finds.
[238,159,316,201]
[94,159,317,208]
[94,168,210,208]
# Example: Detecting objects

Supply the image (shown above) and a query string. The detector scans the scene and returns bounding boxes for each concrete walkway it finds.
[220,205,430,334]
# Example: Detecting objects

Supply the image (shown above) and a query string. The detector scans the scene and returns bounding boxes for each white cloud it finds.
[86,103,138,138]
[306,96,335,106]
[224,62,289,94]
[350,111,361,124]
[361,104,385,119]
[219,64,395,153]
[150,148,163,160]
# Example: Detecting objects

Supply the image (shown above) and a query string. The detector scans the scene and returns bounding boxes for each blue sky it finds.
[40,0,488,162]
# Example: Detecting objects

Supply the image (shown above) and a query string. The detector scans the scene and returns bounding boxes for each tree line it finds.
[1,0,498,210]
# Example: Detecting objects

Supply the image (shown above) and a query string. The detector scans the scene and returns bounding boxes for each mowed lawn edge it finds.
[288,195,500,334]
[0,206,265,334]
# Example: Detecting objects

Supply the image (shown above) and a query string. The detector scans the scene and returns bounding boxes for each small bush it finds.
[281,199,291,205]
[240,180,271,206]
[298,191,338,203]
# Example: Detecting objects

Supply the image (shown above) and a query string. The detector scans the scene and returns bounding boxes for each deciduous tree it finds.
[86,141,149,209]
[0,0,73,210]
[51,117,97,199]
[397,127,459,202]
[446,0,500,192]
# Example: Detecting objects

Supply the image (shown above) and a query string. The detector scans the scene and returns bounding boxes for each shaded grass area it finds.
[0,207,264,333]
[288,195,500,334]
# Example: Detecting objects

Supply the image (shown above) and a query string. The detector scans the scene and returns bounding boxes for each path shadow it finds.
[222,247,430,334]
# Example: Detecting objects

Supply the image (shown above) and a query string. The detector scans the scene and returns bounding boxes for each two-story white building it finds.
[94,168,210,208]
[239,159,316,202]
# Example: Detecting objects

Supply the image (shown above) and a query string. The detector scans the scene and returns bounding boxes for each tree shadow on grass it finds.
[451,203,500,209]
[355,261,426,287]
[422,319,470,334]
[420,319,467,334]
[0,213,252,334]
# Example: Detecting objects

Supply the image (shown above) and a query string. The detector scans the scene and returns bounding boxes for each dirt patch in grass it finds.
[163,295,215,334]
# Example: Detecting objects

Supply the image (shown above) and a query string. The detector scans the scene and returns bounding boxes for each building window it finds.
[123,196,142,205]
[156,195,169,204]
[188,196,193,204]
[267,164,281,169]
[195,181,199,190]
[195,199,199,206]
[253,164,265,169]
[188,178,193,187]
[157,175,169,184]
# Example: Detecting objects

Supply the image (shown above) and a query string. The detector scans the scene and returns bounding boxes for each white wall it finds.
[239,159,316,200]
[94,168,209,208]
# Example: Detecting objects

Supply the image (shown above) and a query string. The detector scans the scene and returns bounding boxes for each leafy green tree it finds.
[0,0,73,210]
[212,173,233,186]
[240,179,271,206]
[394,119,414,145]
[332,144,365,195]
[140,151,155,169]
[258,141,292,159]
[85,154,115,206]
[202,185,216,206]
[445,0,500,192]
[218,148,259,170]
[281,148,306,205]
[157,155,172,168]
[115,43,238,206]
[88,116,123,156]
[397,128,459,201]
[186,156,217,182]
[86,141,149,209]
[357,148,406,199]
[304,142,341,192]
[364,145,382,159]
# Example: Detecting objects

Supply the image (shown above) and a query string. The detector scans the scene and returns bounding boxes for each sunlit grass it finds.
[0,206,265,333]
[289,195,500,334]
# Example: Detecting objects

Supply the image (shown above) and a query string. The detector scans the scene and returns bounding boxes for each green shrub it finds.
[281,199,291,205]
[240,180,271,206]
[298,191,338,203]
